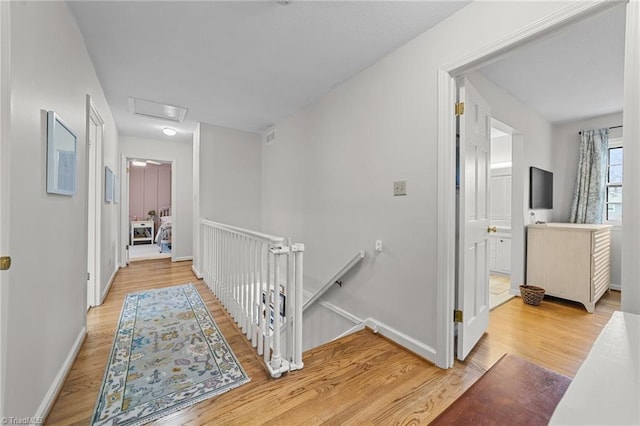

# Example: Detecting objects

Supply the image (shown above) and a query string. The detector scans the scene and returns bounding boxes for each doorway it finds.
[127,158,172,261]
[488,120,515,310]
[87,98,104,308]
[436,1,634,369]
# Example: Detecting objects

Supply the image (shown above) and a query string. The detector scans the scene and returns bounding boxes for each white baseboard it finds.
[303,290,361,325]
[361,318,438,363]
[306,292,437,364]
[174,256,193,262]
[35,326,86,421]
[101,266,119,305]
[191,265,203,279]
[610,283,621,291]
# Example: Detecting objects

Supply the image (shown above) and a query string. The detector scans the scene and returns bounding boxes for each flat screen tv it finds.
[530,166,553,209]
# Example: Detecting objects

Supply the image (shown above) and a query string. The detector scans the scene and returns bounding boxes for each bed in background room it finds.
[155,206,172,253]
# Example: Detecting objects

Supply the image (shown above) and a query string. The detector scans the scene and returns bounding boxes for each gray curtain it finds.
[569,128,609,223]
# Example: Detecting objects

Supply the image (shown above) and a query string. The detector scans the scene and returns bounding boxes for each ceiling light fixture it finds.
[162,127,177,136]
[146,160,162,165]
[131,160,147,167]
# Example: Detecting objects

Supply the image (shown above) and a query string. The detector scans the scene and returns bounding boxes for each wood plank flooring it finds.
[45,259,621,425]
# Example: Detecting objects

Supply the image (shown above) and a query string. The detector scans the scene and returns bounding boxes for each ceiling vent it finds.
[128,97,188,123]
[265,130,276,145]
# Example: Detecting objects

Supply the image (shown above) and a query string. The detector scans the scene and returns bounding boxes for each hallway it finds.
[45,259,620,424]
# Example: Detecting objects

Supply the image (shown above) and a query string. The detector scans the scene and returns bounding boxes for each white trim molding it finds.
[101,266,119,305]
[305,291,438,364]
[35,326,87,421]
[444,1,616,74]
[621,0,640,314]
[0,1,11,419]
[191,264,202,279]
[336,318,438,363]
[435,68,457,369]
[303,289,362,326]
[87,97,105,309]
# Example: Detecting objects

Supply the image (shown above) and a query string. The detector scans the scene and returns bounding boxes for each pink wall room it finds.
[129,161,172,232]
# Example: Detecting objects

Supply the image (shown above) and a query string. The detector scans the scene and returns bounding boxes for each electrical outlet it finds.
[393,180,407,196]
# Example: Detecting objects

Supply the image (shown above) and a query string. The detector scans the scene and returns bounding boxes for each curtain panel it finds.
[569,128,609,224]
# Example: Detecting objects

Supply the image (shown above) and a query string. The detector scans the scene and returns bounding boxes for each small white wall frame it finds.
[105,166,113,203]
[46,111,77,196]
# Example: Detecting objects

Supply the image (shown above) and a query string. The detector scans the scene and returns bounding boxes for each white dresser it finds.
[526,223,612,313]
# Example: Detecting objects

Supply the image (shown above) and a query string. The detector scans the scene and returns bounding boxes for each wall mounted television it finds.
[529,166,553,209]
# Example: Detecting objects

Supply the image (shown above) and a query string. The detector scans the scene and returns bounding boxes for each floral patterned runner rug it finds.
[92,283,250,425]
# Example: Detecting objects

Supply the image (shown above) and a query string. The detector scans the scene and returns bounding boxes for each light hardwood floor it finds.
[45,259,621,425]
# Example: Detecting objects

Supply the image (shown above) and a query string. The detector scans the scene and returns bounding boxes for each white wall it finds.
[193,123,262,275]
[102,125,120,297]
[260,1,572,358]
[5,1,118,418]
[551,112,623,288]
[119,135,193,261]
[197,123,262,229]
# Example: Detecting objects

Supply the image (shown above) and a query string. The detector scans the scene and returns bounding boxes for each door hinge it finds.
[0,256,11,271]
[454,309,463,323]
[87,272,90,280]
[455,102,465,116]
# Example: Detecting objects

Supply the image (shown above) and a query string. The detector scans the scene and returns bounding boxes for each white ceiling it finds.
[69,2,626,144]
[478,4,625,124]
[68,1,471,142]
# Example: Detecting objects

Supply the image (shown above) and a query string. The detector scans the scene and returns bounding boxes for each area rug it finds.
[430,354,571,425]
[92,283,250,425]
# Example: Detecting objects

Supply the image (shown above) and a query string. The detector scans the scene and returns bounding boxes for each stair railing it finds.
[303,250,365,312]
[200,219,304,378]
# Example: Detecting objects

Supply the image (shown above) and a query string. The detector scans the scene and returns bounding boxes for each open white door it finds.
[456,77,491,361]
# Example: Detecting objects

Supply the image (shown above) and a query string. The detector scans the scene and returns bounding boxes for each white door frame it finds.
[120,154,128,267]
[435,0,631,368]
[0,1,10,418]
[621,1,640,314]
[86,97,104,308]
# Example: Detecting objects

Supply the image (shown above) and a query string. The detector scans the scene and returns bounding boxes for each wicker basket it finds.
[519,285,545,306]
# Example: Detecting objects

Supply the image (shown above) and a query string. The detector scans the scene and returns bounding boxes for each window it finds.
[605,138,623,222]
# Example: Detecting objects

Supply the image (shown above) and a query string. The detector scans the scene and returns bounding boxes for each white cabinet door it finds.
[490,176,505,220]
[496,236,511,273]
[489,237,497,270]
[504,177,512,220]
[489,175,512,221]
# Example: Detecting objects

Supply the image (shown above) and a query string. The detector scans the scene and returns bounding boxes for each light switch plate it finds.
[393,180,407,196]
